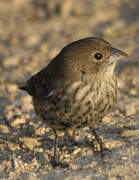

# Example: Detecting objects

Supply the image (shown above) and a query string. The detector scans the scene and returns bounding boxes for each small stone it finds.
[0,124,10,134]
[73,148,81,155]
[7,84,17,93]
[129,89,137,96]
[40,43,49,53]
[11,118,26,127]
[121,129,139,137]
[3,56,21,68]
[71,164,78,170]
[25,34,40,46]
[108,177,118,180]
[13,101,22,107]
[124,104,136,116]
[19,137,41,150]
[35,127,46,135]
[121,156,128,160]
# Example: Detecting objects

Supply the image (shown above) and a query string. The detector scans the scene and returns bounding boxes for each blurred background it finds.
[0,0,139,179]
[0,0,139,83]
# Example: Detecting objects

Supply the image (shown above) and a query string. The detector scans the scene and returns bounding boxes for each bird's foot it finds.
[85,129,112,157]
[92,138,111,157]
[93,130,112,157]
[50,155,69,168]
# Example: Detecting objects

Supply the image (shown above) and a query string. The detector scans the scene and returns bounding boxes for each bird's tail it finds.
[18,84,27,91]
[18,83,35,96]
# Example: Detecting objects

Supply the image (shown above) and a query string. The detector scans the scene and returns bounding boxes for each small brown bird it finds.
[19,37,128,167]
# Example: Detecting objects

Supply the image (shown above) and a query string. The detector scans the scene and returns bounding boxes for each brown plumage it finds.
[19,37,128,167]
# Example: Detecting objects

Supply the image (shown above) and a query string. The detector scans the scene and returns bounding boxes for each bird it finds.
[19,37,128,167]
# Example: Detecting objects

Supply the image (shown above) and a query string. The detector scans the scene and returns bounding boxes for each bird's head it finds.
[59,37,129,82]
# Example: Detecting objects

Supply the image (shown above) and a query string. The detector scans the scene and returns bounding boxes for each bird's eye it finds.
[94,53,103,60]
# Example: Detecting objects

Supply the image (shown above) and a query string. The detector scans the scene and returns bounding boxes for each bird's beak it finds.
[109,47,129,63]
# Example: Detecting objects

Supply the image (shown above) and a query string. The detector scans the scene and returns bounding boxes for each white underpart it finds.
[67,81,82,94]
[75,84,91,101]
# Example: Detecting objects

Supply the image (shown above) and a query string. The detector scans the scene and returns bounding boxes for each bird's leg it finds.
[91,128,111,157]
[51,129,69,168]
[51,129,59,167]
[66,130,77,145]
[72,130,77,144]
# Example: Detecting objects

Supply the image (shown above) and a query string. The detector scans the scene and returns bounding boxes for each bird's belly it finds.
[33,81,117,130]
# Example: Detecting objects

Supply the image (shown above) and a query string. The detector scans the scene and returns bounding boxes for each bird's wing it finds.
[19,72,49,97]
[19,56,65,98]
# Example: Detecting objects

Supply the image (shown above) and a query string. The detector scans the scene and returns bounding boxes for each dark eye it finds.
[94,53,103,60]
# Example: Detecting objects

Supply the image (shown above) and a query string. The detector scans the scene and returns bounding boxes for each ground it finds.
[0,0,139,179]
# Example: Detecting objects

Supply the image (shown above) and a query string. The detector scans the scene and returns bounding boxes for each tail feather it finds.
[18,83,36,96]
[18,85,27,91]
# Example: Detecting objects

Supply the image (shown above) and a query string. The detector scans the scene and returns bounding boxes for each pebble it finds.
[11,118,26,127]
[3,56,21,68]
[0,124,10,133]
[25,34,40,46]
[19,137,41,150]
[13,101,22,107]
[108,177,118,180]
[124,104,136,116]
[122,129,139,137]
